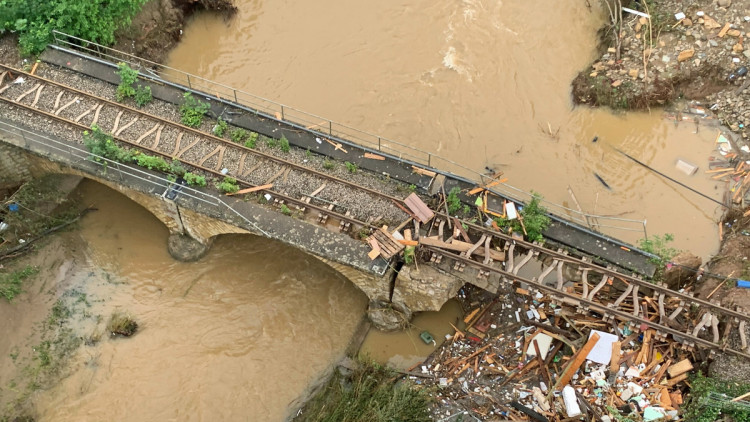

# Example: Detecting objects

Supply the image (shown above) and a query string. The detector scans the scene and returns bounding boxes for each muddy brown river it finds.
[167,0,725,258]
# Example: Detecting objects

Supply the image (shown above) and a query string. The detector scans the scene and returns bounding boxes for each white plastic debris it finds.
[562,385,582,417]
[221,168,229,175]
[674,12,686,20]
[697,11,705,17]
[315,137,322,144]
[264,193,272,201]
[13,77,25,84]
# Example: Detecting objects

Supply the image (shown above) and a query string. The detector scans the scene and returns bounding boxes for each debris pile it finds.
[411,287,739,421]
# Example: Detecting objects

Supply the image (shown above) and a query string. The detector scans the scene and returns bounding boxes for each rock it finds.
[694,58,701,66]
[718,0,731,7]
[367,300,412,331]
[629,69,639,78]
[611,80,622,87]
[733,42,744,53]
[663,252,701,290]
[703,16,722,29]
[683,18,693,26]
[709,39,719,47]
[167,233,211,262]
[678,49,695,62]
[744,50,750,58]
[727,29,742,37]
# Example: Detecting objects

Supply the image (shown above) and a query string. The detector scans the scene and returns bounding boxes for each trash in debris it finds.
[674,12,686,20]
[505,202,518,219]
[584,330,619,364]
[675,159,698,176]
[420,331,435,344]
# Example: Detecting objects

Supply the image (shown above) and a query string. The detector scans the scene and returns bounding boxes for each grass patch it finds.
[295,359,431,422]
[180,92,210,128]
[323,159,335,170]
[0,266,38,302]
[446,187,462,215]
[345,161,358,174]
[638,233,680,282]
[216,177,240,194]
[107,311,138,337]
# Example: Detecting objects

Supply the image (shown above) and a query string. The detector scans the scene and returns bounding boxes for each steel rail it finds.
[422,246,750,359]
[0,95,377,232]
[0,64,410,206]
[433,211,750,323]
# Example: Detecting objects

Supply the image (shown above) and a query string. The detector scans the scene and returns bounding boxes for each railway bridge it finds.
[1,35,748,358]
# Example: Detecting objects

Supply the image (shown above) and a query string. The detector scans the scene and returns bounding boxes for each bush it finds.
[213,118,228,137]
[345,161,358,174]
[116,62,138,101]
[279,135,290,153]
[280,204,292,215]
[244,132,258,148]
[180,92,210,128]
[1,0,147,56]
[169,159,186,177]
[134,85,152,108]
[83,125,132,164]
[683,372,750,422]
[513,192,550,243]
[184,172,206,187]
[323,159,335,170]
[135,153,169,172]
[297,358,431,422]
[446,187,462,214]
[216,177,239,194]
[230,128,248,143]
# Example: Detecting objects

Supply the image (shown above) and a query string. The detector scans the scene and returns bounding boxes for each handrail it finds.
[47,30,647,236]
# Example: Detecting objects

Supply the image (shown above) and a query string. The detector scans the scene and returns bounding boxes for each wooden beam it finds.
[226,183,273,196]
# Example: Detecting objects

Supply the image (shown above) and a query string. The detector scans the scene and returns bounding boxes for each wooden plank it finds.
[719,22,731,38]
[452,217,471,242]
[397,239,419,246]
[555,332,600,389]
[309,183,327,198]
[610,341,622,374]
[364,152,385,160]
[226,184,273,196]
[403,193,434,223]
[667,359,693,378]
[666,373,688,387]
[411,166,437,178]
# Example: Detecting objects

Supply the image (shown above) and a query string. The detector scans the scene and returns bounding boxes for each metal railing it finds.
[46,30,647,237]
[0,119,270,237]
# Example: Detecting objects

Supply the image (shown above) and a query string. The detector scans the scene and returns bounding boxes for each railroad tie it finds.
[171,132,184,157]
[30,84,44,107]
[135,123,160,144]
[588,274,609,300]
[215,146,227,171]
[555,260,564,290]
[243,161,263,178]
[265,168,286,185]
[483,236,492,265]
[52,91,64,111]
[198,145,222,167]
[75,103,99,123]
[115,116,139,137]
[581,268,590,298]
[15,83,40,102]
[512,249,534,276]
[91,104,104,126]
[538,260,557,285]
[175,137,200,158]
[0,71,7,89]
[281,167,291,184]
[152,125,164,149]
[238,152,247,175]
[54,96,79,116]
[739,320,748,352]
[111,110,123,133]
[631,285,640,317]
[506,242,515,273]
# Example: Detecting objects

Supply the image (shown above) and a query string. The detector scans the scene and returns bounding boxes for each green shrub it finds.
[279,135,290,153]
[683,372,750,422]
[323,159,335,170]
[135,153,169,172]
[297,358,431,422]
[184,172,206,187]
[213,118,228,137]
[265,136,278,148]
[107,312,138,337]
[345,161,358,174]
[134,85,152,108]
[168,159,186,177]
[1,0,147,56]
[216,177,239,194]
[280,204,292,215]
[638,233,680,283]
[230,128,248,143]
[513,192,550,243]
[447,187,462,214]
[116,62,138,101]
[83,125,132,164]
[180,92,210,128]
[244,132,258,148]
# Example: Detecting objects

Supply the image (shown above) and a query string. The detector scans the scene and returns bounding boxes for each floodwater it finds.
[360,299,464,370]
[167,0,727,259]
[28,180,368,421]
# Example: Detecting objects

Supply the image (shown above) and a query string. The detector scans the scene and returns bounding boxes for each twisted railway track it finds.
[419,213,750,359]
[0,63,414,236]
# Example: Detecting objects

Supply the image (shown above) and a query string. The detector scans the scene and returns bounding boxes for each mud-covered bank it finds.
[112,0,236,63]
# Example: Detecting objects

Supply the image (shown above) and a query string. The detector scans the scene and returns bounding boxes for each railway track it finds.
[0,63,415,237]
[2,62,749,359]
[419,213,750,359]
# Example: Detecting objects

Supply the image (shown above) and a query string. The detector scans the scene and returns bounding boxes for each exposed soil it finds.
[112,0,237,64]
